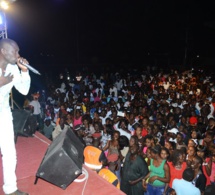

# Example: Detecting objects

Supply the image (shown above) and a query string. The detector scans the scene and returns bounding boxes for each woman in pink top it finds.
[73,109,82,127]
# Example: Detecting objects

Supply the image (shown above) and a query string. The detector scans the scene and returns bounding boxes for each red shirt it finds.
[167,161,186,188]
[142,128,148,137]
[202,157,211,186]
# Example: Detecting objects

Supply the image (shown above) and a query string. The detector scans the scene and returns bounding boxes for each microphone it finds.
[18,59,41,75]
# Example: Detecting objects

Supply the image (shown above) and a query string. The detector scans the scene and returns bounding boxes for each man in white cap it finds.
[168,128,179,143]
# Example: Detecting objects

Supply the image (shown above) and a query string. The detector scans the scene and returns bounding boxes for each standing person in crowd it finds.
[134,124,144,153]
[115,118,131,140]
[166,149,187,194]
[0,38,30,195]
[172,168,200,195]
[190,129,200,145]
[106,131,121,181]
[127,112,138,135]
[100,124,113,153]
[160,147,170,162]
[65,112,73,128]
[42,118,54,140]
[73,109,82,127]
[82,114,95,146]
[176,132,187,150]
[129,135,139,149]
[84,136,107,171]
[187,138,198,148]
[210,150,215,185]
[98,153,120,189]
[29,92,42,131]
[52,116,69,140]
[92,111,102,125]
[167,128,179,143]
[107,129,120,156]
[141,117,150,137]
[197,145,212,186]
[152,124,162,143]
[204,131,214,152]
[191,155,206,194]
[143,145,170,195]
[144,147,152,177]
[73,124,86,147]
[99,109,107,125]
[121,144,149,195]
[118,135,129,165]
[186,146,197,167]
[143,135,155,155]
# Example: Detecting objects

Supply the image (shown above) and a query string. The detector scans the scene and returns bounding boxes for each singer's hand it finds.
[0,73,13,87]
[17,57,29,72]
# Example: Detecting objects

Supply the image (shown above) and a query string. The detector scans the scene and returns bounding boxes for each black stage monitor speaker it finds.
[36,128,84,189]
[12,109,31,137]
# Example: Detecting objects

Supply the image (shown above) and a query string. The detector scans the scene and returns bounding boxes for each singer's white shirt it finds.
[0,63,31,115]
[0,64,30,194]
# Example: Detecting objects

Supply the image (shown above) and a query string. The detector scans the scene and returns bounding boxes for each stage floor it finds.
[0,132,125,195]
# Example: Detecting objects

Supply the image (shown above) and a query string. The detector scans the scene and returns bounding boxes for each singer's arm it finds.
[17,57,28,72]
[13,64,31,95]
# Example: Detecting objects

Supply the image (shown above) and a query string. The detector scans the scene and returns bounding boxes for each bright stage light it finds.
[0,1,9,10]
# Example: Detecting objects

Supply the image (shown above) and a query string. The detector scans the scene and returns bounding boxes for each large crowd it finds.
[25,65,215,195]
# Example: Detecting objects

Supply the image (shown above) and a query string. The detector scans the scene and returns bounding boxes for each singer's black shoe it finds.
[5,190,29,195]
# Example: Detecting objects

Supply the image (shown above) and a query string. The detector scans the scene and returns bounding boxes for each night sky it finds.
[4,0,215,68]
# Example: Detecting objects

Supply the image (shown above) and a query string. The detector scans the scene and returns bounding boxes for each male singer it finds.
[0,38,30,195]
